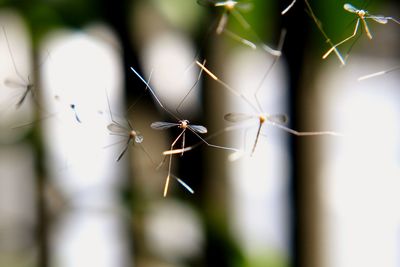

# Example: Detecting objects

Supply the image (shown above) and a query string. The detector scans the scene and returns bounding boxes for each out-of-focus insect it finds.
[323,3,400,60]
[197,0,282,56]
[105,88,144,162]
[2,26,46,109]
[195,60,342,156]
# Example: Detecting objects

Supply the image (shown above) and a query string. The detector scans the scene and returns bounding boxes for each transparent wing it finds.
[267,114,288,124]
[367,15,388,24]
[107,123,129,134]
[236,2,253,12]
[224,112,255,122]
[189,124,208,134]
[4,78,26,89]
[150,121,179,130]
[344,3,359,14]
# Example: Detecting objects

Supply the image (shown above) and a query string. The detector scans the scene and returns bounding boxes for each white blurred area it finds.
[318,57,400,267]
[225,47,290,261]
[131,0,203,118]
[40,26,129,267]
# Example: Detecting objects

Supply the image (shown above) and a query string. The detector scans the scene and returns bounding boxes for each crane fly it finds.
[195,60,342,156]
[130,66,239,196]
[197,0,282,56]
[197,0,253,35]
[105,88,144,162]
[1,26,45,109]
[323,3,400,60]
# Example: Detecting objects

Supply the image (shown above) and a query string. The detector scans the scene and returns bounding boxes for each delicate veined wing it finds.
[367,15,388,24]
[189,124,208,134]
[224,112,255,122]
[107,123,129,134]
[267,114,288,124]
[171,175,194,194]
[216,10,229,34]
[4,78,26,89]
[150,121,180,130]
[236,1,253,12]
[344,3,359,14]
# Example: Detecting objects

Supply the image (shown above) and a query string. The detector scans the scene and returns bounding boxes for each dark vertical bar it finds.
[281,1,310,267]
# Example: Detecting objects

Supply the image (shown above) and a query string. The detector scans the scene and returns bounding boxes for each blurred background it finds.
[0,0,399,267]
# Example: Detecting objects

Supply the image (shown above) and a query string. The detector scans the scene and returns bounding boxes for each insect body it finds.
[323,3,399,60]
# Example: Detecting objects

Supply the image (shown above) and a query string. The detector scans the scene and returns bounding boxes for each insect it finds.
[105,88,144,162]
[2,26,41,109]
[130,66,240,196]
[197,0,282,56]
[323,3,400,61]
[195,60,342,156]
[279,1,345,65]
[198,0,253,34]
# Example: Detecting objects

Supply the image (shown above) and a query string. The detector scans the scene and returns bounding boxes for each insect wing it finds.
[150,121,179,130]
[369,15,388,24]
[107,123,129,134]
[189,124,208,134]
[4,78,26,89]
[236,1,253,12]
[224,112,254,122]
[268,114,288,124]
[343,3,359,14]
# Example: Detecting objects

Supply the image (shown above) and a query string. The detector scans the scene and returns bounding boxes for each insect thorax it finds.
[179,120,189,129]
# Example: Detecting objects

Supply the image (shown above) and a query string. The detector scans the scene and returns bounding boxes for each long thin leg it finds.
[163,123,251,156]
[254,29,287,112]
[2,26,29,85]
[323,18,360,59]
[222,29,257,49]
[195,61,258,113]
[303,0,345,65]
[358,66,400,81]
[216,10,229,35]
[269,121,343,137]
[250,122,263,156]
[116,138,132,162]
[176,60,205,116]
[362,18,372,39]
[230,9,281,56]
[164,129,186,197]
[281,0,296,15]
